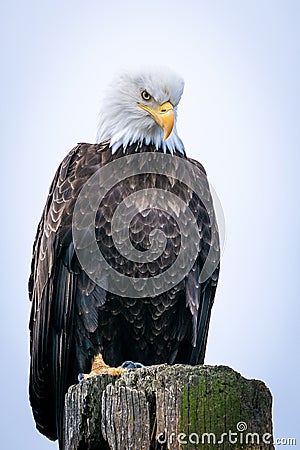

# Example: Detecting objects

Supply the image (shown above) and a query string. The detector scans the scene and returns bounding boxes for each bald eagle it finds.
[29,68,220,447]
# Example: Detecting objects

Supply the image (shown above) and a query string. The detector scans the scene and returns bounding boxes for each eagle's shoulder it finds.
[186,156,207,176]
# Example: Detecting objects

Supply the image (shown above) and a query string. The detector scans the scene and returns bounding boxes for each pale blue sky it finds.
[0,1,299,448]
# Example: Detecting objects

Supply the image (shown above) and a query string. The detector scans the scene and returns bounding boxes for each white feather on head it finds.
[96,67,185,154]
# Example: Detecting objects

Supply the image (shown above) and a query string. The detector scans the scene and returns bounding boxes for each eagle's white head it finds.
[96,67,185,154]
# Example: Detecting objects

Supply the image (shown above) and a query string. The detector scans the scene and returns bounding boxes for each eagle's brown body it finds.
[29,141,219,445]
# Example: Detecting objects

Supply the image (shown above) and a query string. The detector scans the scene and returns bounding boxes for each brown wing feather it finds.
[29,143,107,441]
[184,157,220,363]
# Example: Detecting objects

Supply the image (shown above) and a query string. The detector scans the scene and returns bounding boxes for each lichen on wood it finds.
[63,365,274,450]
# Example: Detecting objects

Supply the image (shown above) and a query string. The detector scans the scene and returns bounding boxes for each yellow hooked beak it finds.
[138,101,174,140]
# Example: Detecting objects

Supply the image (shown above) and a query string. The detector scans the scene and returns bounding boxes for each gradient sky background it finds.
[1,1,299,448]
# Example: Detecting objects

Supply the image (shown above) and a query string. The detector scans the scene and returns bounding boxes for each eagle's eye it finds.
[141,90,151,101]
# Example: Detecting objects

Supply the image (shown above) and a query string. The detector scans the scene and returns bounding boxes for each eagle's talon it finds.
[78,354,125,378]
[120,360,145,369]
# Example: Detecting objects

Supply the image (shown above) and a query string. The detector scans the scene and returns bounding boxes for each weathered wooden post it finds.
[64,365,273,449]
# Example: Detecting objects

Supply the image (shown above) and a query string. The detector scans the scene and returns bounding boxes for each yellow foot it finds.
[80,354,124,380]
